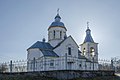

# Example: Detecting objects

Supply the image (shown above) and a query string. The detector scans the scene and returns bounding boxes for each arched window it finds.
[83,48,86,55]
[53,30,55,39]
[90,47,95,57]
[68,47,71,55]
[60,31,62,39]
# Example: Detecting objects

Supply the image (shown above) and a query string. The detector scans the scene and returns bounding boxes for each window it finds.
[83,48,86,55]
[90,47,95,56]
[68,47,71,55]
[79,64,82,67]
[60,31,62,38]
[53,30,55,39]
[50,62,54,66]
[50,60,54,67]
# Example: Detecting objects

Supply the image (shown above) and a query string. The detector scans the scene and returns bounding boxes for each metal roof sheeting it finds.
[28,41,53,50]
[84,34,94,43]
[50,21,65,27]
[28,41,59,57]
[84,28,94,43]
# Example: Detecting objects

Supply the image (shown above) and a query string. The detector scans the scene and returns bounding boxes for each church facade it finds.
[27,12,98,71]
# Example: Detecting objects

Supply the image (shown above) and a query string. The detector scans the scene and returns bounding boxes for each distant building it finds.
[27,12,98,71]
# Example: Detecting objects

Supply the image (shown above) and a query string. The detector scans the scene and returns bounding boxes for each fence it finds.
[0,60,27,73]
[0,57,119,73]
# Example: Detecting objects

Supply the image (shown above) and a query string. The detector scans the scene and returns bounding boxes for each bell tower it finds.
[48,9,67,47]
[80,22,98,62]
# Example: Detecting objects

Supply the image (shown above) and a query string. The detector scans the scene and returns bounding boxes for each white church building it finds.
[27,12,99,71]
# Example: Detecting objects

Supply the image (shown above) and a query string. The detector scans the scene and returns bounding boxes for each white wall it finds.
[48,27,66,47]
[27,48,43,60]
[54,36,79,57]
[81,42,98,62]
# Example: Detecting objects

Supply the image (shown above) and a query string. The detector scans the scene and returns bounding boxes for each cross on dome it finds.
[87,21,89,29]
[57,8,59,14]
[84,22,94,43]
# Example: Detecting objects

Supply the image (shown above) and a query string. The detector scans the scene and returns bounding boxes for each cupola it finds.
[84,22,94,43]
[48,9,67,47]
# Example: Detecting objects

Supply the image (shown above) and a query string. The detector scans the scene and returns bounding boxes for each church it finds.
[27,12,99,71]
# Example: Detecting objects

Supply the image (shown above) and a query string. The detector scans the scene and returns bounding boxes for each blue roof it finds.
[84,34,94,43]
[50,21,65,27]
[28,41,59,57]
[41,50,58,57]
[48,13,67,30]
[84,28,94,43]
[28,41,53,50]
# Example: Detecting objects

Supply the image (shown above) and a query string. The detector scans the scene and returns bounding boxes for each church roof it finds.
[41,50,58,57]
[50,21,65,27]
[28,41,58,57]
[84,33,94,43]
[28,41,53,50]
[48,13,67,31]
[84,27,94,43]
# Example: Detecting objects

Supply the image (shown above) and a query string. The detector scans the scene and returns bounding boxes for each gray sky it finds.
[0,0,120,62]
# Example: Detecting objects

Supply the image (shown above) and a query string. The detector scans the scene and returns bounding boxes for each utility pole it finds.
[10,60,12,73]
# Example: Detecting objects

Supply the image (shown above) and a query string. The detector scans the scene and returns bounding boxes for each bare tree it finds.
[0,64,7,72]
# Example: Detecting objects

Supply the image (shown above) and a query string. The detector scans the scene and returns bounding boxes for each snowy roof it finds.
[28,41,58,57]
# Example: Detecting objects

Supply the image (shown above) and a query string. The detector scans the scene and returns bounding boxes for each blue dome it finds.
[48,13,67,30]
[50,21,65,27]
[86,28,91,32]
[84,27,94,43]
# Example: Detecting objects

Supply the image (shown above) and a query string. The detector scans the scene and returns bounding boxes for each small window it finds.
[79,64,82,67]
[83,48,86,55]
[53,30,55,39]
[90,47,95,56]
[60,31,62,38]
[68,47,71,55]
[50,63,54,66]
[50,60,54,66]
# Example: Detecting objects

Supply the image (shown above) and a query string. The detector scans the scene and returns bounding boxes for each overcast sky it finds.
[0,0,120,62]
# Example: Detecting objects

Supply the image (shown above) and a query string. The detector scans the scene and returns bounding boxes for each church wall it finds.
[49,40,63,47]
[27,49,43,60]
[27,56,98,71]
[54,37,79,57]
[35,57,67,71]
[48,27,66,47]
[85,62,91,70]
[53,37,81,70]
[48,27,66,40]
[81,42,98,62]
